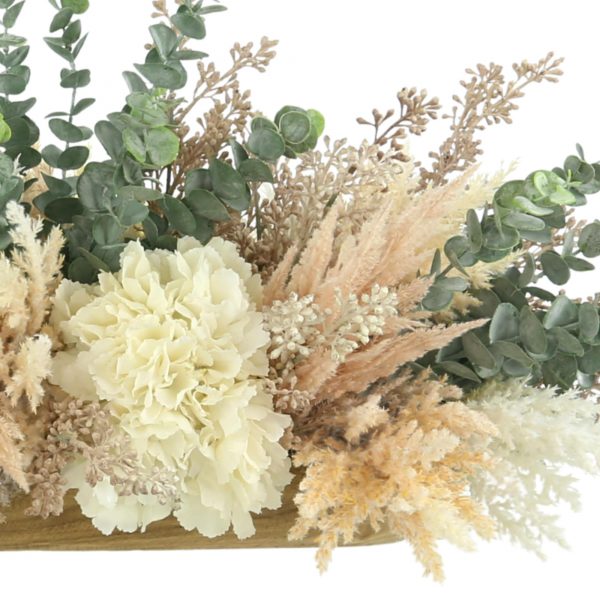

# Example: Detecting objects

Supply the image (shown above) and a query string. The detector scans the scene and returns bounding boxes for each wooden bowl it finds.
[0,470,399,550]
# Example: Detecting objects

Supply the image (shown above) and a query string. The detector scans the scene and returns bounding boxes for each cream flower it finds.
[51,237,292,538]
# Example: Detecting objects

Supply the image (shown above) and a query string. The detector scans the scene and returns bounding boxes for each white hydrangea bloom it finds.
[51,237,292,538]
[467,378,600,555]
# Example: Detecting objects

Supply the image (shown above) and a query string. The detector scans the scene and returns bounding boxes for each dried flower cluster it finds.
[0,0,598,585]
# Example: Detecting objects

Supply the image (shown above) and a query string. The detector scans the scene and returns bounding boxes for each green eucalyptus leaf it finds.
[578,346,600,375]
[60,68,90,89]
[520,306,547,355]
[469,289,501,319]
[49,118,91,143]
[438,361,481,383]
[421,282,454,311]
[42,173,72,196]
[61,0,89,14]
[117,201,149,227]
[68,256,96,284]
[145,127,179,167]
[466,208,482,252]
[45,197,83,223]
[3,1,25,28]
[0,33,26,48]
[489,303,520,343]
[307,109,325,136]
[134,62,185,90]
[518,253,536,287]
[492,340,535,366]
[579,303,600,341]
[171,11,206,39]
[62,19,81,45]
[78,247,110,272]
[564,255,595,272]
[50,8,73,32]
[502,212,546,231]
[72,97,95,115]
[123,71,149,93]
[462,332,497,370]
[208,158,250,211]
[578,222,600,258]
[185,168,212,194]
[544,295,579,329]
[186,189,230,222]
[92,214,123,246]
[229,138,248,168]
[251,116,278,132]
[542,353,578,389]
[435,276,469,292]
[160,196,196,235]
[237,158,273,183]
[279,110,311,144]
[247,128,285,162]
[553,327,585,357]
[95,120,124,161]
[123,128,146,163]
[149,23,178,61]
[482,219,520,250]
[492,276,528,310]
[57,145,89,170]
[540,251,570,285]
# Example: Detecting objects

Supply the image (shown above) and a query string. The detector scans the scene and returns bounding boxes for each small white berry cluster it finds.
[329,284,398,363]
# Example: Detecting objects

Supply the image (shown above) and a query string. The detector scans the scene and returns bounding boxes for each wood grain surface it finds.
[0,470,400,550]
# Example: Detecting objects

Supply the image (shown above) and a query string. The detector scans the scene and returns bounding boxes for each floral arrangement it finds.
[1,0,600,581]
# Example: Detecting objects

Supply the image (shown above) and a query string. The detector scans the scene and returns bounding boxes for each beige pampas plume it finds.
[0,202,64,496]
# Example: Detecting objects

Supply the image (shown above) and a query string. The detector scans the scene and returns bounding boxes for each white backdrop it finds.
[4,1,600,599]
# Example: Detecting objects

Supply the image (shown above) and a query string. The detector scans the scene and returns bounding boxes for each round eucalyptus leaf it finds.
[489,303,520,343]
[49,118,91,143]
[482,220,520,250]
[579,303,600,341]
[543,295,578,329]
[186,189,230,222]
[134,62,186,90]
[578,222,600,258]
[540,251,570,285]
[45,197,83,223]
[492,277,528,310]
[578,346,600,375]
[435,276,469,292]
[251,116,278,132]
[229,138,248,168]
[462,331,497,370]
[208,158,250,211]
[279,110,311,144]
[247,128,285,162]
[145,127,179,167]
[502,358,532,377]
[92,214,123,246]
[123,128,146,163]
[160,196,196,235]
[552,327,584,357]
[56,145,89,170]
[520,306,547,355]
[492,340,535,366]
[171,11,206,39]
[117,200,149,227]
[68,256,96,284]
[307,109,325,136]
[238,158,273,183]
[421,283,454,312]
[0,118,11,143]
[542,353,578,389]
[185,168,212,194]
[523,286,556,302]
[469,289,501,319]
